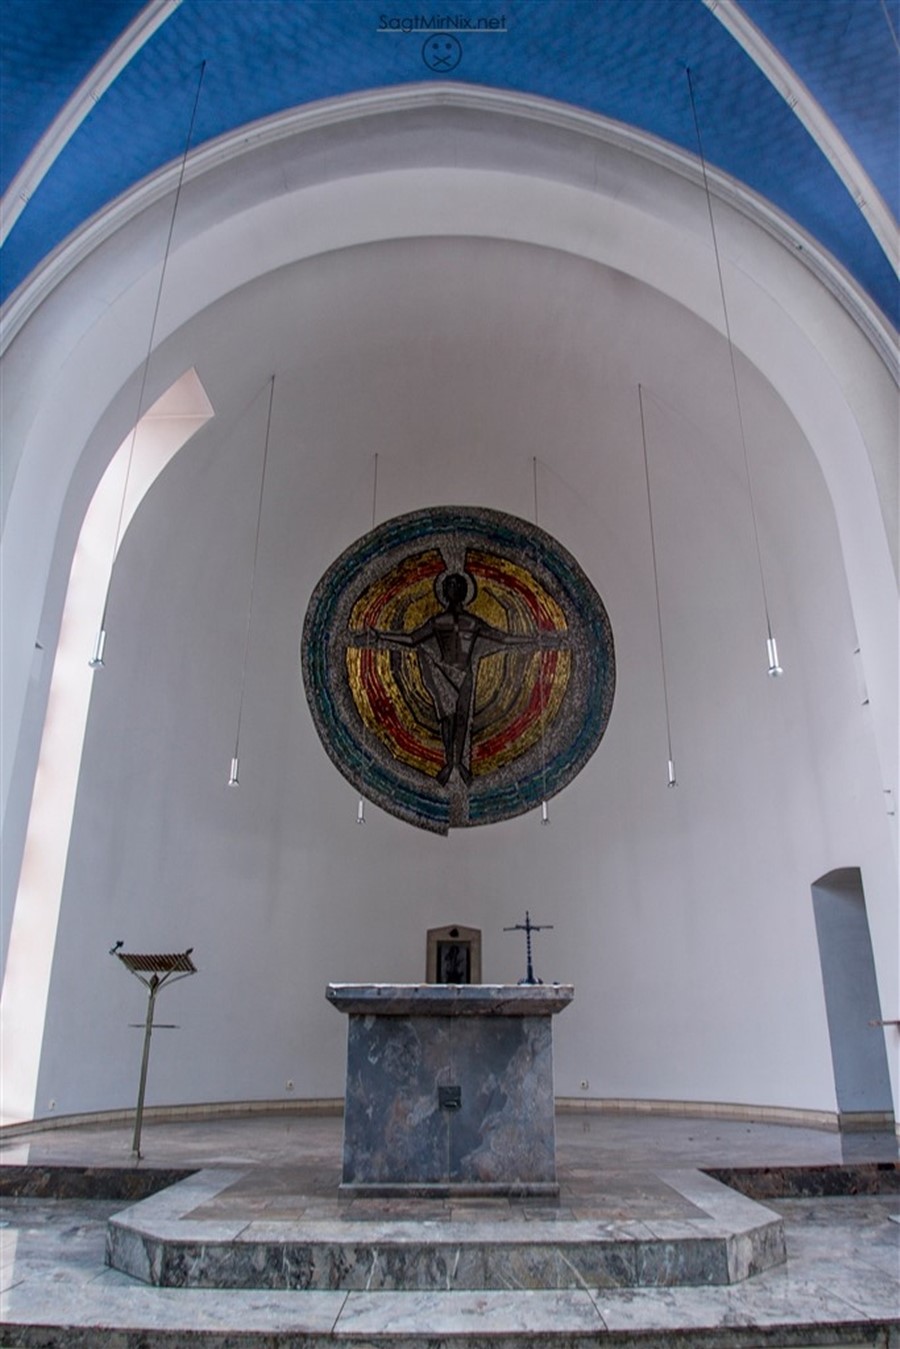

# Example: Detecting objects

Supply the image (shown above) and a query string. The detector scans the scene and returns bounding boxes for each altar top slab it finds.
[325,984,574,1017]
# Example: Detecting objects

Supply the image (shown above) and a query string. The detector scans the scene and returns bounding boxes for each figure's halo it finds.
[434,569,477,607]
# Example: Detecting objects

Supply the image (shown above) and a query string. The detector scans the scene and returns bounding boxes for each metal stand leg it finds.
[132,977,158,1158]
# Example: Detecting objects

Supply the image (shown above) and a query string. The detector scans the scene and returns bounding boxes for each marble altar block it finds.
[326,983,574,1196]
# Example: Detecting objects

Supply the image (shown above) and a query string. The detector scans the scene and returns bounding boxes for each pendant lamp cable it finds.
[356,452,379,823]
[686,67,782,678]
[229,374,276,786]
[638,385,677,787]
[371,451,379,537]
[90,60,207,669]
[533,456,550,824]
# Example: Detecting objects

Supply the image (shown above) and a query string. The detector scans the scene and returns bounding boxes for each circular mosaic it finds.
[302,506,615,833]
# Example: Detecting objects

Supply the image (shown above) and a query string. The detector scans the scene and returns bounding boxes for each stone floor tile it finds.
[333,1287,606,1336]
[1,1281,348,1335]
[594,1276,869,1334]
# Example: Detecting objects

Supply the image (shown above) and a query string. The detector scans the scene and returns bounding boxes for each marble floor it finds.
[1,1110,898,1346]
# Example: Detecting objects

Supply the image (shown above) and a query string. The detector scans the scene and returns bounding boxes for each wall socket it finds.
[285,1080,294,1092]
[579,1080,590,1091]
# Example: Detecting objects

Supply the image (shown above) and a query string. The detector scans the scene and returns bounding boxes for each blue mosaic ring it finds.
[302,506,615,834]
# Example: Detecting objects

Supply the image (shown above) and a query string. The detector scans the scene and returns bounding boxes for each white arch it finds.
[0,0,182,247]
[705,0,898,272]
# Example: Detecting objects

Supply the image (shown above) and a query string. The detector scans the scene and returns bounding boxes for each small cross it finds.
[503,909,553,985]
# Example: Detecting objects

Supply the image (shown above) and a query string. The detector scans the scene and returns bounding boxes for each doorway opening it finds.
[811,867,894,1131]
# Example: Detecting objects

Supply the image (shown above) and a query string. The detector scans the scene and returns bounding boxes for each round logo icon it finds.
[422,34,462,72]
[302,506,616,834]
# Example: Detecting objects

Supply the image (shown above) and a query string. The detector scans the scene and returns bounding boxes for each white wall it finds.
[2,92,896,1126]
[27,236,894,1120]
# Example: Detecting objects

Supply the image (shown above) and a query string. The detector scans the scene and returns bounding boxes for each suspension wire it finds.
[638,385,676,784]
[533,456,550,820]
[230,374,276,779]
[686,66,776,647]
[92,61,207,665]
[356,452,379,822]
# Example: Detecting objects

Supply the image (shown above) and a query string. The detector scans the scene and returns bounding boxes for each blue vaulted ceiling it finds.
[1,0,897,322]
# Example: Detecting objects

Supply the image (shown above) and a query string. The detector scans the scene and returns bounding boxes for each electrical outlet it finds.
[48,1099,56,1110]
[285,1080,294,1092]
[580,1079,589,1091]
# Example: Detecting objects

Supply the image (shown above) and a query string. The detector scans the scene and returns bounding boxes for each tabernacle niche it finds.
[427,925,481,984]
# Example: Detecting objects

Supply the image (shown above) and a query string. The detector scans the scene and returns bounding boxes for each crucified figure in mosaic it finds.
[359,571,563,786]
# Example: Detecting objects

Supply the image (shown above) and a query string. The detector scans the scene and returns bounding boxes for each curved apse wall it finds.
[1,91,895,1126]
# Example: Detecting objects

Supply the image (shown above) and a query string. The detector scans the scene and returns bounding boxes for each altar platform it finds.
[102,1153,784,1291]
[2,1110,898,1346]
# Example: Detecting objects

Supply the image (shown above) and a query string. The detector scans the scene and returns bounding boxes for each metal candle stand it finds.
[111,947,197,1158]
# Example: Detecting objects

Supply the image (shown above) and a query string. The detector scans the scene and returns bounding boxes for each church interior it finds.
[1,1,897,1343]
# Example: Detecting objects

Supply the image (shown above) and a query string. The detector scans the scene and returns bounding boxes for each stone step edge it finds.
[0,1288,890,1349]
[105,1216,786,1291]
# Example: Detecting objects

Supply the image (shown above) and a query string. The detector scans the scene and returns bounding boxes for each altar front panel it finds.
[342,1012,557,1188]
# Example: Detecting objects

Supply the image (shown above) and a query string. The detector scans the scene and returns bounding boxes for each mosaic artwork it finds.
[302,507,615,833]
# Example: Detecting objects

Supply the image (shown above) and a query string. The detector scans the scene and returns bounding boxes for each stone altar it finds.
[326,982,574,1196]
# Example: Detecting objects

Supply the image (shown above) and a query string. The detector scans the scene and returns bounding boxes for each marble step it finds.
[0,1285,889,1348]
[106,1166,786,1291]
